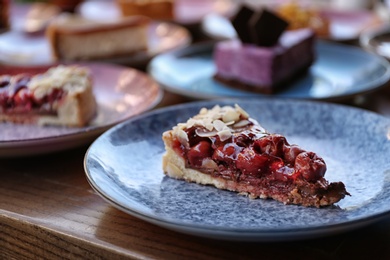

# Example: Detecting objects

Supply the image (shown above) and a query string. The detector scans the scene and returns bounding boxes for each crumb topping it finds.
[28,65,91,99]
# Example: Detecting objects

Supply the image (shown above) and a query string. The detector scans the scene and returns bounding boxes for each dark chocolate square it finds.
[231,5,255,44]
[249,9,288,47]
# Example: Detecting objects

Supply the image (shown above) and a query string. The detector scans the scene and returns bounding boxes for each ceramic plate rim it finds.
[360,23,390,59]
[84,99,390,241]
[0,62,163,156]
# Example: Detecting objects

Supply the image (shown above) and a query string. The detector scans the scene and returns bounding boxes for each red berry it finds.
[212,143,242,163]
[295,152,326,182]
[236,147,270,177]
[283,145,304,165]
[187,141,212,167]
[13,88,32,111]
[254,134,286,157]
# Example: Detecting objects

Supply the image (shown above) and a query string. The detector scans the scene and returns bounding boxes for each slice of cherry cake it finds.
[162,104,349,207]
[0,65,96,127]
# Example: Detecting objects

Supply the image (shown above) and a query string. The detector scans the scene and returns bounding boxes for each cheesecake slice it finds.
[46,14,150,61]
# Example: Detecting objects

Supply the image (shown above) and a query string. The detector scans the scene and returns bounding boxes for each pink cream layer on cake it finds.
[214,28,315,94]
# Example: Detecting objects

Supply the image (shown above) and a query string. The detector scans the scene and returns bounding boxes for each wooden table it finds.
[2,87,390,259]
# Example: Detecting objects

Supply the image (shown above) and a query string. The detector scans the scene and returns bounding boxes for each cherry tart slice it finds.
[162,104,349,207]
[0,65,96,127]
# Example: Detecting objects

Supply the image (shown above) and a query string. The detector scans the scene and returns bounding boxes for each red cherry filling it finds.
[0,75,65,113]
[176,125,326,183]
[236,148,271,177]
[188,141,212,167]
[295,152,326,182]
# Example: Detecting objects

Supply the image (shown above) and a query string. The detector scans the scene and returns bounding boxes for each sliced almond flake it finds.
[222,109,240,123]
[176,123,187,130]
[233,119,251,128]
[195,129,218,137]
[218,129,232,141]
[199,107,208,115]
[197,119,207,127]
[222,125,230,131]
[201,158,218,170]
[188,118,206,128]
[205,122,214,131]
[202,117,212,124]
[211,112,221,120]
[213,119,226,132]
[224,120,235,126]
[186,118,196,128]
[177,129,189,143]
[235,104,249,119]
[212,105,221,111]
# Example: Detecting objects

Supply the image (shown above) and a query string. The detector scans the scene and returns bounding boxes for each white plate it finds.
[84,99,390,241]
[0,63,162,157]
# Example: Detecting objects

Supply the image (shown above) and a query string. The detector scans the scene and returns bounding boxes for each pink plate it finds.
[0,4,191,66]
[321,9,382,41]
[0,63,163,157]
[78,0,237,25]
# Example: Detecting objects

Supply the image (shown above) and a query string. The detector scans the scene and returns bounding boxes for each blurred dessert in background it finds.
[48,0,84,13]
[24,2,61,34]
[275,1,330,37]
[213,5,316,94]
[0,0,10,33]
[116,0,174,20]
[0,65,97,127]
[46,14,150,61]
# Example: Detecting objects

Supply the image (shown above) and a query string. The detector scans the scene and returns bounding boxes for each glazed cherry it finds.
[212,143,242,163]
[187,141,212,167]
[236,147,270,176]
[283,145,304,165]
[13,88,32,109]
[271,161,295,181]
[294,152,326,182]
[254,134,286,157]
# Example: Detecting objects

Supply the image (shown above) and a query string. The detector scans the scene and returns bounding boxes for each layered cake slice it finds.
[162,105,349,207]
[46,14,150,61]
[214,6,316,94]
[0,65,96,127]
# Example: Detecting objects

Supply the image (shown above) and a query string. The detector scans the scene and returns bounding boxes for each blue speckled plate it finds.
[84,99,390,241]
[148,41,390,101]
